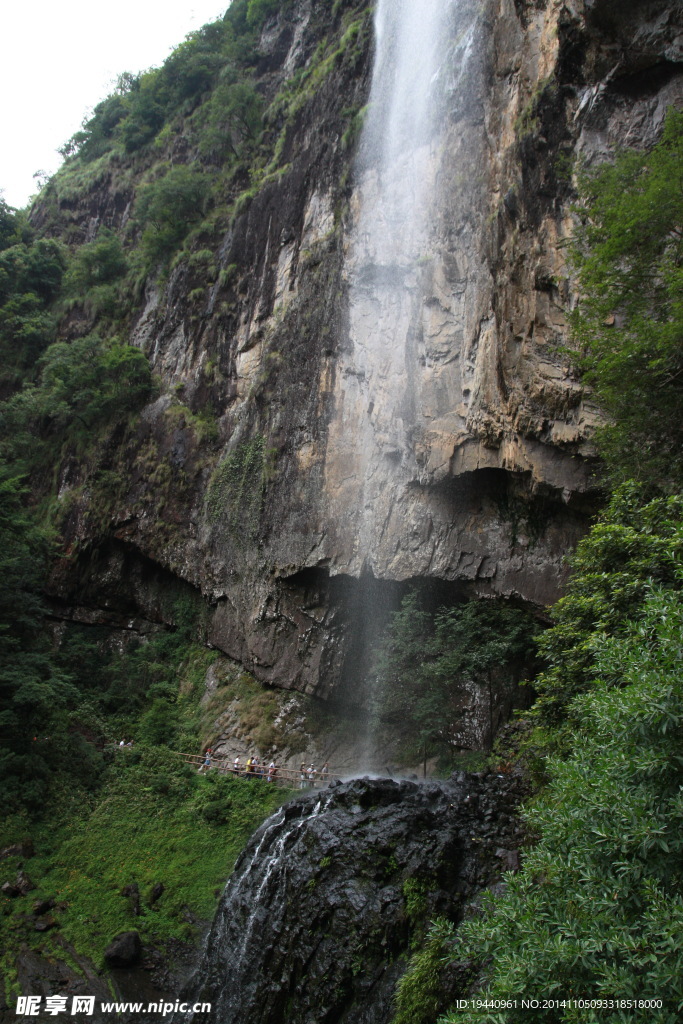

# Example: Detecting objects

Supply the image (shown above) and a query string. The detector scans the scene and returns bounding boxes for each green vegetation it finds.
[0,465,76,813]
[2,0,678,1016]
[58,4,265,164]
[205,435,266,537]
[0,0,379,1007]
[437,584,683,1022]
[0,332,154,479]
[374,594,538,762]
[0,750,288,986]
[199,664,310,757]
[568,107,683,488]
[395,490,683,1021]
[0,588,293,1000]
[135,166,210,265]
[247,0,283,30]
[533,486,683,728]
[393,920,458,1024]
[0,202,66,386]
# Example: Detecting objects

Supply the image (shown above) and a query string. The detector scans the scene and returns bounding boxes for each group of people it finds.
[231,755,279,782]
[299,762,329,788]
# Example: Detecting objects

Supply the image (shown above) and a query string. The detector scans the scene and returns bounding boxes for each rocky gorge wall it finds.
[43,0,683,709]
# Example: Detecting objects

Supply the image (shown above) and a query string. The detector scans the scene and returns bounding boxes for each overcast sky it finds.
[1,0,229,208]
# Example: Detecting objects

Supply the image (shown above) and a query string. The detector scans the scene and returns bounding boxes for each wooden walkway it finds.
[174,751,343,789]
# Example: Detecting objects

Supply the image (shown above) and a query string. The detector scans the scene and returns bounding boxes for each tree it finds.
[374,594,537,761]
[246,0,281,30]
[63,228,127,293]
[533,485,683,726]
[135,166,210,264]
[0,334,154,463]
[0,464,77,809]
[198,80,263,163]
[0,232,66,383]
[569,107,683,487]
[435,585,683,1023]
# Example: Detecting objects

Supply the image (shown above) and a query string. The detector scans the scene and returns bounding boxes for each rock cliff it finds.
[40,0,683,704]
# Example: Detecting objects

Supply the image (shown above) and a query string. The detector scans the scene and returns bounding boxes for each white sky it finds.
[1,0,229,208]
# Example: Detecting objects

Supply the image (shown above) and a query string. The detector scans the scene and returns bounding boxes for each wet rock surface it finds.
[178,772,528,1024]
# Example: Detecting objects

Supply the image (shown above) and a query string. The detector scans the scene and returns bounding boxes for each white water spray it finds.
[327,0,479,575]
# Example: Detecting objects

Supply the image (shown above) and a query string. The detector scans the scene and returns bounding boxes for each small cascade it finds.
[177,774,527,1024]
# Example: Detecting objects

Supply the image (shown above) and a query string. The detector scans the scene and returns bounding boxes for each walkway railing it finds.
[173,751,343,789]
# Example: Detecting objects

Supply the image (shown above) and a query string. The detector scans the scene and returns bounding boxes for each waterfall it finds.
[330,0,478,568]
[176,794,335,1024]
[174,9,494,1019]
[357,0,457,269]
[328,0,480,764]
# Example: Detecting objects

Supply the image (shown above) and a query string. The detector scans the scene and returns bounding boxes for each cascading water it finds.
[327,0,479,567]
[176,774,527,1024]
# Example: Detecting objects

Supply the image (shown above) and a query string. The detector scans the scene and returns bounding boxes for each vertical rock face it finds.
[46,0,683,698]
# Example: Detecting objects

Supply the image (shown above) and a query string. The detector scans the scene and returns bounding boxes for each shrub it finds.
[568,107,683,487]
[246,0,280,30]
[63,228,127,293]
[436,584,683,1022]
[533,485,683,725]
[136,166,210,265]
[205,435,266,538]
[374,593,538,757]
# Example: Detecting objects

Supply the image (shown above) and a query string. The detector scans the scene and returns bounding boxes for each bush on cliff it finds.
[0,217,66,384]
[0,464,78,811]
[0,333,154,468]
[374,593,538,761]
[533,485,683,726]
[135,166,211,265]
[569,106,683,488]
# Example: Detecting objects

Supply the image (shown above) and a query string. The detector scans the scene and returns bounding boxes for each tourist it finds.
[233,755,241,776]
[299,762,307,789]
[307,763,316,787]
[320,762,329,785]
[268,761,277,783]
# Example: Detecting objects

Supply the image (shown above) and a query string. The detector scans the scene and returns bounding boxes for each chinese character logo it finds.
[71,997,95,1016]
[16,996,41,1016]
